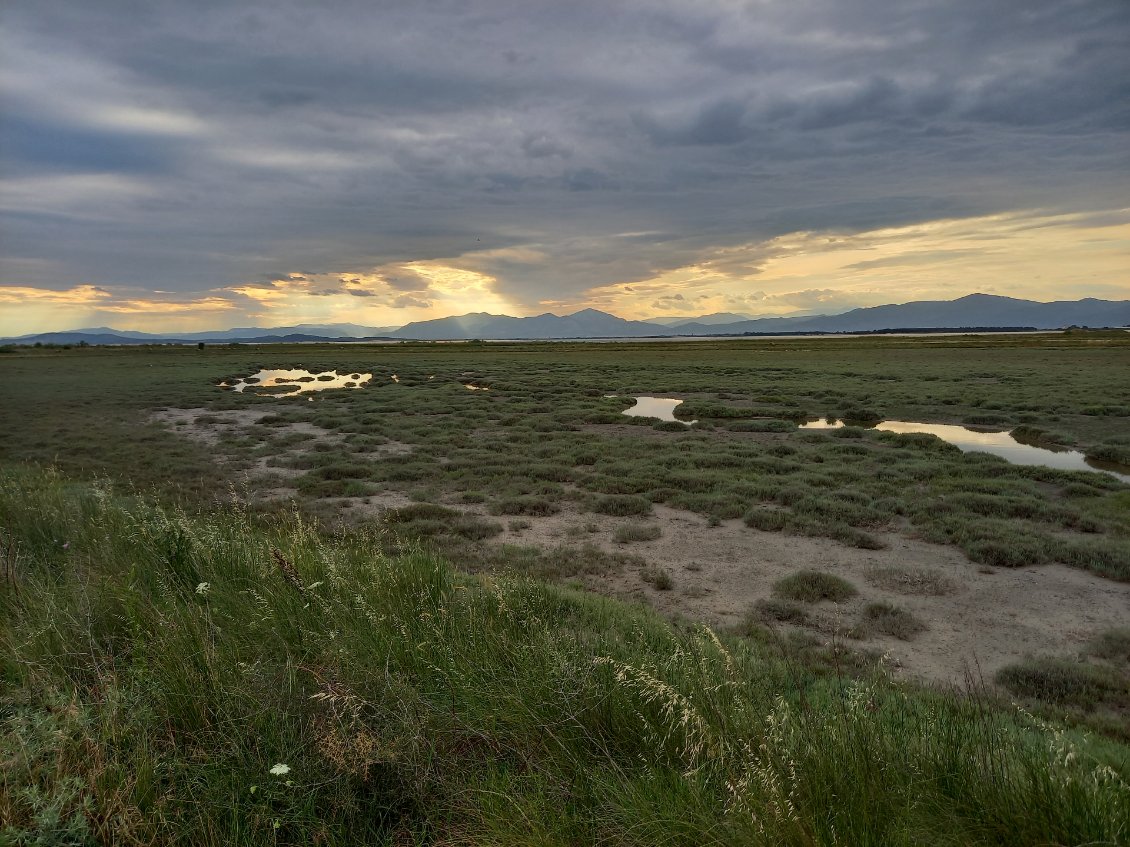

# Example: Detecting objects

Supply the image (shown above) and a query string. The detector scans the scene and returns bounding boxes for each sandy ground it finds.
[485,503,1129,687]
[156,406,1130,688]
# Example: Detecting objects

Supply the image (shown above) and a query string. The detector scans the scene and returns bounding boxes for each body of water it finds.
[219,368,372,397]
[801,419,1130,483]
[619,396,697,425]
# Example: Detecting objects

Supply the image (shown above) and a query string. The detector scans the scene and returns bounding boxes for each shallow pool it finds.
[619,396,697,425]
[800,419,1130,483]
[219,368,372,398]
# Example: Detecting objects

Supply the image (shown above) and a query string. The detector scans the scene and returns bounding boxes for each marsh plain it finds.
[3,331,1130,843]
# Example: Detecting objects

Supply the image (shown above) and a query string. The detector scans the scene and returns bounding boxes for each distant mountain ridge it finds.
[4,294,1128,345]
[669,295,1130,336]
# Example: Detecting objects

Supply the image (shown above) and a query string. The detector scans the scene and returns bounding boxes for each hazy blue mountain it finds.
[673,295,1130,335]
[391,308,661,339]
[671,312,757,326]
[3,331,192,345]
[176,323,400,340]
[5,295,1127,344]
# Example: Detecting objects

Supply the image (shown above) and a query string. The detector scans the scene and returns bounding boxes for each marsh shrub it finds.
[1087,628,1130,667]
[1086,442,1130,464]
[450,516,504,541]
[385,503,458,522]
[753,598,810,625]
[489,495,560,516]
[744,508,789,532]
[612,524,662,543]
[774,571,858,603]
[593,494,652,517]
[726,419,795,432]
[853,602,927,641]
[1010,425,1074,446]
[640,566,674,590]
[997,659,1130,711]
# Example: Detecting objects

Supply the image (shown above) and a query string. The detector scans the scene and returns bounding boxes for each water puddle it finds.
[620,396,697,425]
[465,384,490,391]
[219,369,372,398]
[390,374,400,383]
[801,419,1130,482]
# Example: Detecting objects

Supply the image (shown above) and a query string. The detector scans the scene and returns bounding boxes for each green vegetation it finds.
[0,336,1127,580]
[751,598,811,626]
[612,523,662,543]
[851,602,928,641]
[1087,628,1130,668]
[1,335,1129,841]
[773,571,858,604]
[997,659,1129,709]
[2,466,1128,844]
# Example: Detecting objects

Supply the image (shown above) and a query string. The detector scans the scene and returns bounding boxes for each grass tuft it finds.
[612,523,662,543]
[774,570,857,603]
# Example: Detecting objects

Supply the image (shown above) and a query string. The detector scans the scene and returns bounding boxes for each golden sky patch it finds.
[2,209,1127,336]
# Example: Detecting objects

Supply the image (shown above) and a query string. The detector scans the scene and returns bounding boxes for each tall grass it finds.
[1,466,1128,845]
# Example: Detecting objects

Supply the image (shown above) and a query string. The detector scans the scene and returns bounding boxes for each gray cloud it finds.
[1,0,1127,315]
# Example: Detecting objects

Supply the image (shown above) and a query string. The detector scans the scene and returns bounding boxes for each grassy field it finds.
[2,334,1128,573]
[2,465,1128,845]
[2,334,1130,842]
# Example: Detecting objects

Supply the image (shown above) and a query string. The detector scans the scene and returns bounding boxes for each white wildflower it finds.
[195,582,210,595]
[269,763,291,776]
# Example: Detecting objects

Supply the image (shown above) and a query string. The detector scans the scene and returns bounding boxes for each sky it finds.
[1,0,1128,335]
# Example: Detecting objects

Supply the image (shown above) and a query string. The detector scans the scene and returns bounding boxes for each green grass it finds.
[593,494,653,517]
[1,337,1127,581]
[1087,628,1130,668]
[997,658,1130,713]
[751,598,811,626]
[612,523,662,543]
[2,466,1129,844]
[773,571,858,603]
[639,566,674,590]
[851,602,928,641]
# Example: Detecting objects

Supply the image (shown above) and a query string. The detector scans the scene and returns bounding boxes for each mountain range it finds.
[3,295,1128,345]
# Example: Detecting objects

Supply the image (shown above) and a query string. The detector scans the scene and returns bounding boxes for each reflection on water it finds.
[464,383,490,391]
[620,396,697,425]
[219,368,372,398]
[801,419,1130,483]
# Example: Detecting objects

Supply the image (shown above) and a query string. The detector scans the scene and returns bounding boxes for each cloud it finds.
[392,294,432,309]
[1,0,1127,331]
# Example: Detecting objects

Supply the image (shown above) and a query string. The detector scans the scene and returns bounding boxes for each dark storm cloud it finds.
[1,0,1128,310]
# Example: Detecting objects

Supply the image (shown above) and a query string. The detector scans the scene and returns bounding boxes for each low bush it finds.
[1086,628,1130,668]
[852,602,927,641]
[997,659,1130,712]
[753,598,810,625]
[640,566,674,590]
[593,494,652,517]
[612,523,662,543]
[774,570,858,603]
[489,495,561,516]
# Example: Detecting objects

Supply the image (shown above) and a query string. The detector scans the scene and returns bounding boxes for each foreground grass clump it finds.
[774,570,858,603]
[996,655,1130,739]
[2,467,1129,846]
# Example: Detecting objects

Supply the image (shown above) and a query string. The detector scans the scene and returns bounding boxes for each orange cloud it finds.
[566,208,1130,319]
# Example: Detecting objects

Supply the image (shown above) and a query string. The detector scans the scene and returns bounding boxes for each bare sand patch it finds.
[479,502,1130,688]
[151,406,411,487]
